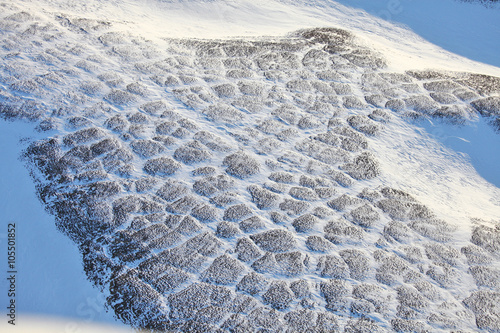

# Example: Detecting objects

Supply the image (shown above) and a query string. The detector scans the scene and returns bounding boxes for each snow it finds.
[1,0,500,331]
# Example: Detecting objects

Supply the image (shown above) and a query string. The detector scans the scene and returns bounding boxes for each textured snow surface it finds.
[1,0,500,332]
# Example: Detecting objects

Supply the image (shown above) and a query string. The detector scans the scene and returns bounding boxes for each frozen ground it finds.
[0,0,499,332]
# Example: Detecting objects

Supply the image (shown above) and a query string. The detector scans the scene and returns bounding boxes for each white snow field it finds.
[0,0,499,332]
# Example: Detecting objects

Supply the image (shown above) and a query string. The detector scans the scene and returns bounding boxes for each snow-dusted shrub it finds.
[429,92,458,104]
[63,127,105,147]
[238,80,265,97]
[226,69,254,79]
[383,220,413,243]
[166,196,201,214]
[375,254,410,285]
[235,237,262,262]
[409,218,453,242]
[216,221,240,238]
[341,152,380,180]
[320,279,352,312]
[292,214,319,232]
[132,223,170,243]
[342,96,366,109]
[173,215,202,235]
[331,126,369,152]
[340,249,371,281]
[329,82,351,95]
[469,266,500,289]
[263,281,295,310]
[193,130,232,152]
[134,176,158,193]
[105,89,136,105]
[140,100,168,115]
[385,99,405,112]
[424,242,461,266]
[306,235,333,252]
[191,204,219,223]
[223,204,253,222]
[130,139,165,158]
[256,118,287,135]
[128,124,147,138]
[192,166,216,177]
[396,285,428,310]
[297,116,322,130]
[248,185,280,209]
[353,284,389,313]
[302,48,330,68]
[317,254,350,279]
[250,229,297,253]
[127,112,149,124]
[209,192,239,208]
[463,290,500,332]
[163,74,180,87]
[184,231,224,257]
[356,188,381,203]
[173,141,211,165]
[170,127,190,139]
[212,83,237,98]
[368,109,391,123]
[193,174,234,197]
[423,80,462,92]
[347,115,381,135]
[275,251,306,277]
[471,224,500,253]
[107,271,166,328]
[178,75,201,85]
[453,88,479,101]
[324,218,364,244]
[350,204,380,227]
[391,319,429,333]
[404,95,439,113]
[279,198,310,215]
[104,114,129,133]
[285,79,312,93]
[425,262,457,287]
[203,103,245,124]
[66,116,90,129]
[148,265,190,294]
[168,283,231,320]
[343,49,387,69]
[90,138,119,157]
[79,80,104,96]
[267,172,294,184]
[271,104,301,125]
[102,147,134,170]
[270,211,288,224]
[201,254,244,285]
[327,194,362,211]
[143,157,181,176]
[239,216,266,233]
[471,96,500,116]
[255,137,282,154]
[126,82,148,96]
[247,306,285,331]
[283,309,316,332]
[237,272,269,295]
[461,244,492,265]
[365,94,387,108]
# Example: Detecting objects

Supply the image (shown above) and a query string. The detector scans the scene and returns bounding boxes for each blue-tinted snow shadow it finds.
[0,121,130,330]
[419,117,500,188]
[332,0,500,68]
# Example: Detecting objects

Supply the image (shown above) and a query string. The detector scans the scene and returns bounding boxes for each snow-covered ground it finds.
[1,0,499,332]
